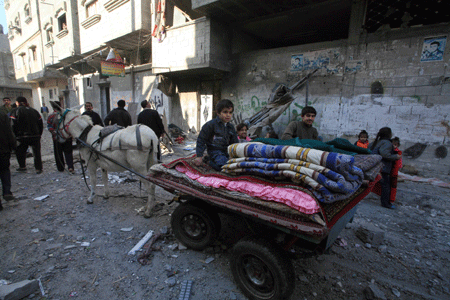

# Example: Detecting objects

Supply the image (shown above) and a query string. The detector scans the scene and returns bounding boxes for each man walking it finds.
[9,97,44,174]
[0,110,16,209]
[104,100,132,127]
[41,103,49,121]
[48,101,75,173]
[137,100,165,161]
[0,97,12,115]
[82,102,104,126]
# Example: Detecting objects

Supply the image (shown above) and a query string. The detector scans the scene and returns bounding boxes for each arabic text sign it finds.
[101,61,125,77]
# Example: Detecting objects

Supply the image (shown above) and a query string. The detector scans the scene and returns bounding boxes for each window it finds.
[86,77,93,89]
[58,13,67,31]
[46,27,53,42]
[24,4,30,17]
[15,56,22,70]
[86,1,97,18]
[49,89,53,99]
[29,46,37,61]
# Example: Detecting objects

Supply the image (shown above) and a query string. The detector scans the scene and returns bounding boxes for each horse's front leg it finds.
[102,169,109,199]
[144,182,157,218]
[87,166,97,204]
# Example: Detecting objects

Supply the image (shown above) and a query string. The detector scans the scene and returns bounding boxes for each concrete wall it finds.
[152,17,230,73]
[40,0,80,63]
[222,26,450,176]
[78,0,150,54]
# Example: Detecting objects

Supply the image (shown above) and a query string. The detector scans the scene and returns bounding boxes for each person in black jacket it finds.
[104,100,132,127]
[9,96,44,174]
[0,110,16,209]
[82,102,104,126]
[137,100,165,161]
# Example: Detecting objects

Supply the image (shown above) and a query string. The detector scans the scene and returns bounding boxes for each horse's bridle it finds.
[57,109,79,140]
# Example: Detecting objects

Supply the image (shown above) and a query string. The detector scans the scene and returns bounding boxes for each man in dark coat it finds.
[0,110,16,209]
[9,96,44,174]
[137,100,164,138]
[137,100,165,161]
[104,100,132,127]
[82,102,104,126]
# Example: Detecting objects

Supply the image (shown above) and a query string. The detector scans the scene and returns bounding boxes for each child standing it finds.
[369,127,402,209]
[236,123,251,143]
[389,137,403,204]
[355,130,369,148]
[194,99,239,171]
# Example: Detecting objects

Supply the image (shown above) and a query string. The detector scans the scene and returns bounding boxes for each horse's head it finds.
[49,101,93,139]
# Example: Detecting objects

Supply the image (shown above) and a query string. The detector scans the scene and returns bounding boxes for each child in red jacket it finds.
[390,137,403,203]
[354,130,369,148]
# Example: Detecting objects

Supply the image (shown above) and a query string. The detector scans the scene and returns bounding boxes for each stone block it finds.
[415,85,441,96]
[354,222,385,246]
[392,87,416,97]
[441,83,450,95]
[426,95,449,105]
[0,279,39,300]
[419,64,445,76]
[382,77,406,88]
[405,76,430,87]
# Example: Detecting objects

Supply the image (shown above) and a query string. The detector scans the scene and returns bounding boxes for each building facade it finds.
[5,0,67,109]
[5,0,450,175]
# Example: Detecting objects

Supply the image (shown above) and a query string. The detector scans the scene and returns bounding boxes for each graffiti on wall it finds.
[149,91,164,111]
[421,36,446,62]
[345,60,364,74]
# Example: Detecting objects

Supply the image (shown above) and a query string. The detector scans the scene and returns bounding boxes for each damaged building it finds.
[4,0,450,175]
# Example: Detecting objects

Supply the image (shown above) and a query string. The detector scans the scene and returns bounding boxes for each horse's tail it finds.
[147,133,159,169]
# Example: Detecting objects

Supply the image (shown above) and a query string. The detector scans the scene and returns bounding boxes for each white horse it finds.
[50,102,159,218]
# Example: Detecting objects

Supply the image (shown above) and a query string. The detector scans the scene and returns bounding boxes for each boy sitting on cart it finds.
[194,99,239,171]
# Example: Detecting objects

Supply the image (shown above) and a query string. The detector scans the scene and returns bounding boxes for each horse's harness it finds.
[56,109,149,157]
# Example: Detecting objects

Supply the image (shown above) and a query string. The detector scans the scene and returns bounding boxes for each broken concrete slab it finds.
[363,282,387,300]
[0,279,39,300]
[355,222,385,246]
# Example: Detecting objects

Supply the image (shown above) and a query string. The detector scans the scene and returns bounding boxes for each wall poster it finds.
[420,36,446,62]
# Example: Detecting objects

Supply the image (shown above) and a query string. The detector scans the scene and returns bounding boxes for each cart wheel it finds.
[230,237,295,300]
[171,202,221,250]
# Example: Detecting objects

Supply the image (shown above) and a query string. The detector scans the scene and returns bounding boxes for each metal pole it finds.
[305,80,309,107]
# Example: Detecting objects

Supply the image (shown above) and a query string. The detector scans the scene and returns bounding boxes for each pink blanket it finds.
[175,164,320,214]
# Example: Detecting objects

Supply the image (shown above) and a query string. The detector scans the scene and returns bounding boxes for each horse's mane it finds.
[80,114,94,126]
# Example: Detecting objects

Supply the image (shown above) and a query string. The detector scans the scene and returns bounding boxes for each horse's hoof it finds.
[151,203,164,213]
[143,211,153,218]
[87,200,94,204]
[103,195,109,199]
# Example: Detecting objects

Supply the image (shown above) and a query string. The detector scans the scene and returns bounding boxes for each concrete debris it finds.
[120,227,133,232]
[128,230,153,255]
[0,279,39,300]
[165,277,176,287]
[34,195,49,201]
[168,243,178,250]
[363,282,387,300]
[392,288,401,297]
[80,242,90,247]
[355,222,385,246]
[204,257,215,264]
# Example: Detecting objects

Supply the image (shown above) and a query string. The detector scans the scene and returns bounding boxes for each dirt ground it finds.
[1,130,449,300]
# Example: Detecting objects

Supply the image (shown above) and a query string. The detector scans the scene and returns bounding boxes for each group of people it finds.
[194,100,403,209]
[355,129,403,209]
[0,97,166,210]
[0,96,44,210]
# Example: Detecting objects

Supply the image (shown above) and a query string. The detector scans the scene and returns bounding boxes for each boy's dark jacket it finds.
[196,117,239,157]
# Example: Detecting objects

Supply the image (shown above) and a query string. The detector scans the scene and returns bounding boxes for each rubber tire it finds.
[230,237,295,300]
[171,201,220,250]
